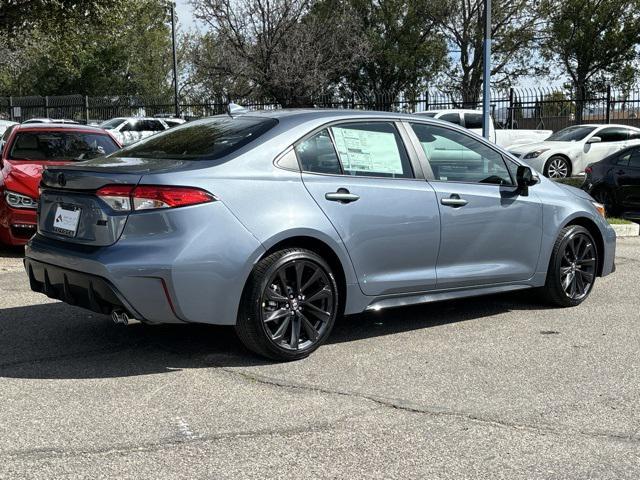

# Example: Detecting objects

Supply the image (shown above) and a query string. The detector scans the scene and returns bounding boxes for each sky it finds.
[175,0,199,30]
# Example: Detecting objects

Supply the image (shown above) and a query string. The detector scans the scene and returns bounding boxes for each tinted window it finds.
[329,122,413,178]
[120,121,135,132]
[615,152,631,166]
[410,123,513,185]
[546,125,597,141]
[464,113,483,129]
[628,149,640,169]
[439,113,461,125]
[629,130,640,140]
[9,132,119,161]
[138,120,165,131]
[597,127,629,143]
[295,129,342,174]
[112,117,277,160]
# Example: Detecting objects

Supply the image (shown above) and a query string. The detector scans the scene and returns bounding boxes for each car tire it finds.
[540,225,598,307]
[235,248,339,361]
[544,156,571,179]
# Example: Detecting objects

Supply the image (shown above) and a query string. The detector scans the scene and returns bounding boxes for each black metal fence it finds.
[2,85,640,132]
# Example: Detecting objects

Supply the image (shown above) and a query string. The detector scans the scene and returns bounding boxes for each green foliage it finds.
[339,0,448,96]
[0,0,173,97]
[541,0,640,119]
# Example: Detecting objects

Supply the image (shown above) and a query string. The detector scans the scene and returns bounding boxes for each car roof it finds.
[15,123,110,132]
[571,123,640,129]
[234,108,442,122]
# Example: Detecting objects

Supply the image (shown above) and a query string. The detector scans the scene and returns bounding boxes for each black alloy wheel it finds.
[541,225,598,307]
[236,248,339,361]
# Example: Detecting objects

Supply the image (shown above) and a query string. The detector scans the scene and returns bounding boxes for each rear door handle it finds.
[325,189,360,203]
[441,194,468,207]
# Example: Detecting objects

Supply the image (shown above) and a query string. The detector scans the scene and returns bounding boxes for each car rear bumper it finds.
[25,201,266,325]
[25,257,145,320]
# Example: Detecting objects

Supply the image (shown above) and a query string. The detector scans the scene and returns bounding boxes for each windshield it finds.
[9,131,120,161]
[546,125,597,142]
[112,116,278,160]
[100,118,126,130]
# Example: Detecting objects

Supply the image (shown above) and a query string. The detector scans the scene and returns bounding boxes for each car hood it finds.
[555,181,593,201]
[508,141,574,155]
[3,160,70,197]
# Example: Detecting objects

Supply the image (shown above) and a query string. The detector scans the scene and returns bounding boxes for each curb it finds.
[611,223,640,237]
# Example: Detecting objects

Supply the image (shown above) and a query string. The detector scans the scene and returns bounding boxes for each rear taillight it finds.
[584,166,592,175]
[96,185,215,212]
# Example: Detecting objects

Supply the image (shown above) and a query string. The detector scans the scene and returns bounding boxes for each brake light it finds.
[96,185,215,212]
[584,166,592,174]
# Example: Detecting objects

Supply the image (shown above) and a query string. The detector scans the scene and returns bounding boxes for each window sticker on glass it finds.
[330,126,404,175]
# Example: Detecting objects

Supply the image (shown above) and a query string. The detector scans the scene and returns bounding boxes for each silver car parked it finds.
[25,110,616,360]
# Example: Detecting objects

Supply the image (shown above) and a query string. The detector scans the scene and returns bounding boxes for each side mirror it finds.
[516,165,539,195]
[587,136,602,144]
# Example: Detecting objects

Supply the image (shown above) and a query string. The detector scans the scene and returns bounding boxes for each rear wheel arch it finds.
[259,236,347,312]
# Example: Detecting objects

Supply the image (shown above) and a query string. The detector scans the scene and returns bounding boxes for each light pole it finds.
[482,0,491,139]
[170,3,179,118]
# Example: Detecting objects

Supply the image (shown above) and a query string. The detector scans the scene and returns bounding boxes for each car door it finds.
[297,121,441,296]
[614,147,640,211]
[581,127,631,172]
[406,121,543,289]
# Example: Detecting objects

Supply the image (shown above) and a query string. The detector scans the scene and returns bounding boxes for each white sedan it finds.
[507,124,640,178]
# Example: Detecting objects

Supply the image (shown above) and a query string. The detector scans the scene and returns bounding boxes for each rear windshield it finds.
[100,118,126,130]
[111,116,278,160]
[9,131,120,161]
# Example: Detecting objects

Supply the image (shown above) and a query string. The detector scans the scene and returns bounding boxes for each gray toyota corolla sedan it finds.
[24,110,616,360]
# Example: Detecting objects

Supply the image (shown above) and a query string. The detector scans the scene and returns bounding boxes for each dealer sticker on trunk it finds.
[53,205,81,237]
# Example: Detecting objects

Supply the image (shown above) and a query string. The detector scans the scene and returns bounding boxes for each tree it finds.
[0,0,174,97]
[541,0,640,122]
[337,0,448,100]
[191,0,366,106]
[430,0,542,106]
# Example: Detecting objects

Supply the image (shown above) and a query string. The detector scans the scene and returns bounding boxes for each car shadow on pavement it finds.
[0,291,550,380]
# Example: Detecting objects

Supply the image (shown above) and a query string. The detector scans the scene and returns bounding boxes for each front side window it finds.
[9,132,119,161]
[628,149,640,168]
[112,116,277,160]
[410,123,513,185]
[329,122,413,178]
[597,127,630,143]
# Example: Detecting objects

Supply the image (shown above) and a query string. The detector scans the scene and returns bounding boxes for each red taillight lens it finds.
[584,166,592,175]
[132,186,215,210]
[96,185,215,212]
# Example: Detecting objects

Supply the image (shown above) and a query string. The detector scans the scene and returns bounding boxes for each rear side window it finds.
[597,128,629,142]
[628,149,640,168]
[330,122,412,178]
[296,122,413,178]
[113,116,278,160]
[9,132,119,161]
[464,113,483,129]
[295,129,342,174]
[438,113,461,125]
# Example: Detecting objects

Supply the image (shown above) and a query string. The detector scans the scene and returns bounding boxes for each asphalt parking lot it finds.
[0,239,639,479]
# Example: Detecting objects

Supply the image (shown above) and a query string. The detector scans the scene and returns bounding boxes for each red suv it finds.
[0,123,121,246]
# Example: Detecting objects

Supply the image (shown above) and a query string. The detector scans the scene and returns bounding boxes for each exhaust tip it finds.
[111,310,131,326]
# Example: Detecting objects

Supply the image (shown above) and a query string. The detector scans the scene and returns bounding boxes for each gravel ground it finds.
[0,239,639,479]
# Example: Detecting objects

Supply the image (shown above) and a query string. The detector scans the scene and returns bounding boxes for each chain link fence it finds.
[1,85,639,131]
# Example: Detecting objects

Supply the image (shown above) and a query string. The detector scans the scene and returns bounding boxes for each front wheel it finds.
[236,248,339,361]
[541,225,598,307]
[544,156,571,179]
